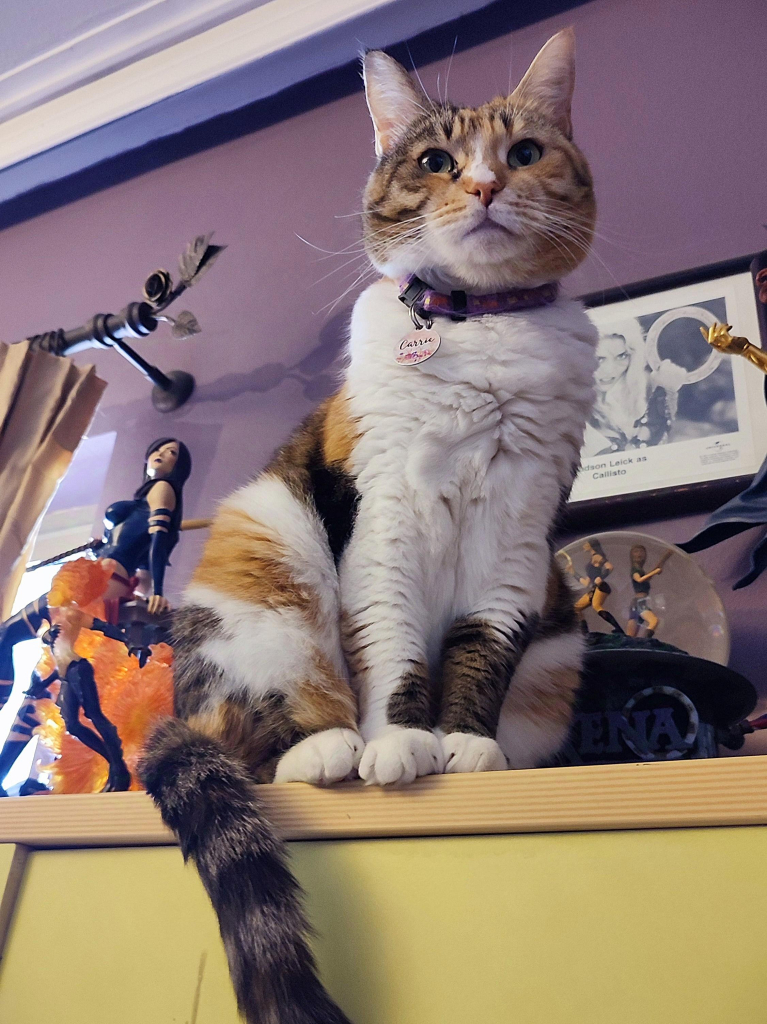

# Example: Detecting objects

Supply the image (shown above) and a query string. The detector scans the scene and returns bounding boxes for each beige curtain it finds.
[0,341,106,616]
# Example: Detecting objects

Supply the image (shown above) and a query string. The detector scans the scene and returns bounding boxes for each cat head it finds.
[361,29,595,292]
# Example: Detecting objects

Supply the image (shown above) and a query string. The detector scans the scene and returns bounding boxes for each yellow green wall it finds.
[1,829,765,1023]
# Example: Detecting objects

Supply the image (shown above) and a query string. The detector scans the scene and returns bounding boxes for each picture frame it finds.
[564,252,767,532]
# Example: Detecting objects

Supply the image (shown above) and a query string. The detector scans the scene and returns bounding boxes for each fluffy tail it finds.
[140,718,352,1024]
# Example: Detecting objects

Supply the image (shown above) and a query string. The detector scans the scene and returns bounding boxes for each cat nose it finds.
[467,180,501,207]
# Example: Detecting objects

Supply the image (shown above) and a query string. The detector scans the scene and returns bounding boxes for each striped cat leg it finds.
[437,615,539,773]
[437,553,581,772]
[344,558,444,786]
[178,475,362,786]
[355,658,444,786]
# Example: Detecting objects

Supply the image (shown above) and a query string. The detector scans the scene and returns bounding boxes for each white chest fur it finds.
[339,280,597,703]
[345,279,597,508]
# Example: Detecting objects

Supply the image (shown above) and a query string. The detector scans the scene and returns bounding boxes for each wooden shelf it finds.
[2,756,767,848]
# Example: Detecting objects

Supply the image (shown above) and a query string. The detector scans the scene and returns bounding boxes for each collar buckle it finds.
[398,276,432,330]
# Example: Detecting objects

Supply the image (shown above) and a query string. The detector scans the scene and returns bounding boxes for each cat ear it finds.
[511,28,576,137]
[362,51,427,157]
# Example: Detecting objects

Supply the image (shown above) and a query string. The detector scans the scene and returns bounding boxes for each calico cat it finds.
[141,28,597,1024]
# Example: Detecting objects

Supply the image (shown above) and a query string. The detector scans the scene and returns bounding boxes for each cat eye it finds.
[419,149,455,174]
[507,140,543,168]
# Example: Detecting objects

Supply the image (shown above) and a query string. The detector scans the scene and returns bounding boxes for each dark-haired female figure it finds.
[0,438,191,795]
[97,438,191,618]
[574,538,623,632]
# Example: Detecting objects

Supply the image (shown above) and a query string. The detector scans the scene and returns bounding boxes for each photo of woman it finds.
[582,318,676,457]
[582,300,739,459]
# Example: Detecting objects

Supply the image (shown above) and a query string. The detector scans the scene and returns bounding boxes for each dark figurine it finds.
[96,437,191,617]
[41,610,134,792]
[574,538,623,632]
[626,545,671,639]
[0,438,190,795]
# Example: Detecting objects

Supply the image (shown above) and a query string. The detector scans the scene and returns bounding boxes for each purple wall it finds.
[0,0,765,690]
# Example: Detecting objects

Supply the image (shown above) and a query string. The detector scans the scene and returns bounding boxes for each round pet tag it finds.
[394,330,441,366]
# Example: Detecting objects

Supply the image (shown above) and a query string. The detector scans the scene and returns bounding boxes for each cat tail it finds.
[140,717,353,1024]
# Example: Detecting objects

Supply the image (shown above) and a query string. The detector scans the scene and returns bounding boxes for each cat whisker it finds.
[513,206,622,251]
[310,251,375,287]
[523,199,642,248]
[405,44,440,117]
[318,260,380,315]
[295,233,361,257]
[311,217,430,290]
[528,224,583,270]
[298,217,429,265]
[444,35,458,103]
[531,219,628,293]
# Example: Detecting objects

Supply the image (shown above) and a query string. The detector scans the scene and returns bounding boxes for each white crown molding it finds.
[0,0,491,182]
[0,0,269,124]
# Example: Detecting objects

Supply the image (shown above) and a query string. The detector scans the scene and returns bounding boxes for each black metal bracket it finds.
[21,234,226,412]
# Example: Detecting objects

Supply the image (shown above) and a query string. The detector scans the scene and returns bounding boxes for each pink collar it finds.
[398,275,559,323]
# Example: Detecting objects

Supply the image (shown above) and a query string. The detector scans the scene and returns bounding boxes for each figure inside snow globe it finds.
[626,544,672,639]
[0,437,190,794]
[573,538,623,632]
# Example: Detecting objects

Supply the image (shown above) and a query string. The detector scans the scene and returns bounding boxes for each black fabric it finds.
[148,507,173,527]
[149,529,172,597]
[100,499,153,573]
[680,454,767,587]
[0,600,50,682]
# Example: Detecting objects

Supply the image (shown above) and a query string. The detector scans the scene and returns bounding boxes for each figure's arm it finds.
[633,568,662,583]
[84,618,150,666]
[89,617,130,643]
[146,481,176,615]
[703,324,767,374]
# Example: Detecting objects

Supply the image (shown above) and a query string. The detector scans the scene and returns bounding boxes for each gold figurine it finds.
[702,323,767,375]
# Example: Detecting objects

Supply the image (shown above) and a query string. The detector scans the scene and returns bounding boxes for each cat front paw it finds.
[274,727,364,785]
[441,733,508,774]
[358,726,444,786]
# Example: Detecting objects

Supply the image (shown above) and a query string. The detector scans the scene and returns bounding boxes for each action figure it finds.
[0,590,145,796]
[40,608,135,792]
[626,545,672,639]
[0,437,190,793]
[574,538,623,632]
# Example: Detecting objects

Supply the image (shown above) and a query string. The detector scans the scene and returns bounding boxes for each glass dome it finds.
[557,530,729,665]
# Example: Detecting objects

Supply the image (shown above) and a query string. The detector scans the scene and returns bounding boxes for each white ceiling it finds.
[0,0,495,207]
[0,0,269,122]
[1,0,142,73]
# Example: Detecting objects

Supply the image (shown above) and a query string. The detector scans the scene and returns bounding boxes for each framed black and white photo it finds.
[566,253,767,529]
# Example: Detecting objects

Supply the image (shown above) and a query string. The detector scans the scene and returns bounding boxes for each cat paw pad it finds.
[358,727,444,786]
[274,727,364,785]
[442,733,508,774]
